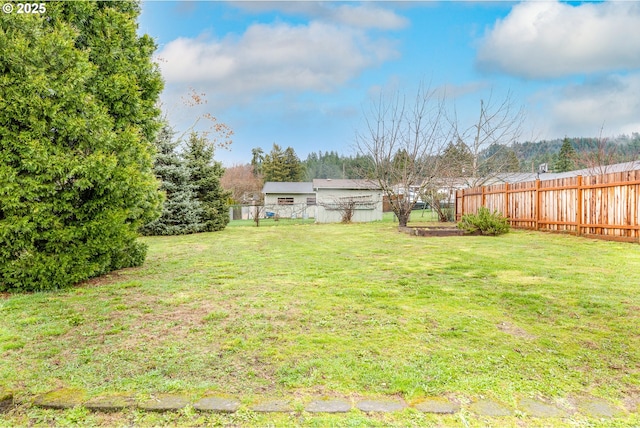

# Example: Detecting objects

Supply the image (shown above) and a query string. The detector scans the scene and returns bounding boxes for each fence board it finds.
[455,169,640,243]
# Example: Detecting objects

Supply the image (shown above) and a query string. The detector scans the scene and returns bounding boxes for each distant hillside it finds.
[513,134,640,172]
[301,134,640,179]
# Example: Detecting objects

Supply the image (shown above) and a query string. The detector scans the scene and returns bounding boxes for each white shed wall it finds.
[264,193,316,218]
[315,188,383,223]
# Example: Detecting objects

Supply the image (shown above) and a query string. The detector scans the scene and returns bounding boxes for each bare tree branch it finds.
[452,89,525,187]
[318,195,376,223]
[573,124,620,175]
[356,84,449,227]
[220,163,263,204]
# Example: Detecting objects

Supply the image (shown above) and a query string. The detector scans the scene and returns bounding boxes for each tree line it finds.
[221,132,640,207]
[514,134,640,173]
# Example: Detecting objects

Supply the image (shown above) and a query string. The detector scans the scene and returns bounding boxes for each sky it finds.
[138,1,640,166]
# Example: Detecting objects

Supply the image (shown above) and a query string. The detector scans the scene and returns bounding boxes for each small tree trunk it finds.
[253,204,260,227]
[397,210,410,227]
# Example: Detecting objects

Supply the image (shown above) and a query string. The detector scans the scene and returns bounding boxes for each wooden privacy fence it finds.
[455,169,640,242]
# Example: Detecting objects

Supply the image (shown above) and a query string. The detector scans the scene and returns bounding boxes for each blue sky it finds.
[138,1,640,165]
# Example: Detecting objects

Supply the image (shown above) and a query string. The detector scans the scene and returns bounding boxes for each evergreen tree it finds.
[251,147,264,177]
[262,143,304,182]
[304,152,320,180]
[262,144,287,182]
[304,151,344,180]
[140,124,204,235]
[302,151,379,180]
[441,140,473,176]
[555,137,577,172]
[480,144,521,175]
[345,154,376,179]
[501,149,521,172]
[284,147,304,181]
[184,133,230,232]
[393,149,413,173]
[0,2,163,292]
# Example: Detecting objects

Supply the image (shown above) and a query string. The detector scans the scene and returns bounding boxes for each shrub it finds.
[457,207,510,236]
[0,3,163,292]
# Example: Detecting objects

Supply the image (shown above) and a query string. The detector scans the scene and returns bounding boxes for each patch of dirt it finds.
[496,322,536,340]
[626,305,640,314]
[581,340,600,350]
[75,268,141,289]
[398,226,465,237]
[623,390,640,413]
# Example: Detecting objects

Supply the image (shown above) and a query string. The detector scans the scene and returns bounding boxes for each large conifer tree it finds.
[184,133,230,232]
[262,143,304,182]
[555,137,577,172]
[0,2,163,291]
[140,124,204,236]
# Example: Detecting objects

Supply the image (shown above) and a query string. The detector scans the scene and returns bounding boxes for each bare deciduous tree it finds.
[357,86,527,226]
[424,140,472,222]
[252,204,264,227]
[178,88,233,151]
[220,163,264,204]
[574,125,621,175]
[329,198,357,223]
[452,90,525,187]
[319,195,375,223]
[355,85,449,227]
[422,187,455,222]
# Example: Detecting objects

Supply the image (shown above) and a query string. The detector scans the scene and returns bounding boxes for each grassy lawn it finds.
[1,216,639,426]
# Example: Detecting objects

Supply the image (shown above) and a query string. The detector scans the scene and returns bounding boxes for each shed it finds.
[312,179,383,223]
[262,182,316,219]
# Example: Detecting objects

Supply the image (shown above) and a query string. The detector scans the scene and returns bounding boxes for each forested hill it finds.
[303,150,373,180]
[513,134,640,172]
[297,135,640,180]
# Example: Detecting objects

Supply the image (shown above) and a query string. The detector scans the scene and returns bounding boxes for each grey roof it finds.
[490,160,640,184]
[556,160,640,177]
[485,173,539,185]
[312,179,381,190]
[262,182,314,194]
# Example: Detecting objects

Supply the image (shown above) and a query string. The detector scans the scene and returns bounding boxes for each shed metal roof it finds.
[312,179,381,190]
[262,182,314,194]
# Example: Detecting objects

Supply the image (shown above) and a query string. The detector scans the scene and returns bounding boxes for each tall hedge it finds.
[0,2,163,292]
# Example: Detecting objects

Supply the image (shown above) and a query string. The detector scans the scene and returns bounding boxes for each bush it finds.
[0,3,163,292]
[457,207,510,236]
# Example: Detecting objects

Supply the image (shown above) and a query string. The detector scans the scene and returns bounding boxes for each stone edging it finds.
[398,226,467,237]
[1,388,632,419]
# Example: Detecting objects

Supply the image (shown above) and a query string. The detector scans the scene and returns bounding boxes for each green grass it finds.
[1,218,639,426]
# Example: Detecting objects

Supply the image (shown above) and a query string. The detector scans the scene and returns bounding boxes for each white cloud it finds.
[229,2,408,30]
[535,73,640,137]
[156,21,399,97]
[477,1,640,79]
[332,4,408,30]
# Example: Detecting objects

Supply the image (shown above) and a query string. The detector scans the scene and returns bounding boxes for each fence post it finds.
[504,182,509,220]
[535,179,541,231]
[482,186,486,208]
[576,175,582,237]
[462,189,466,218]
